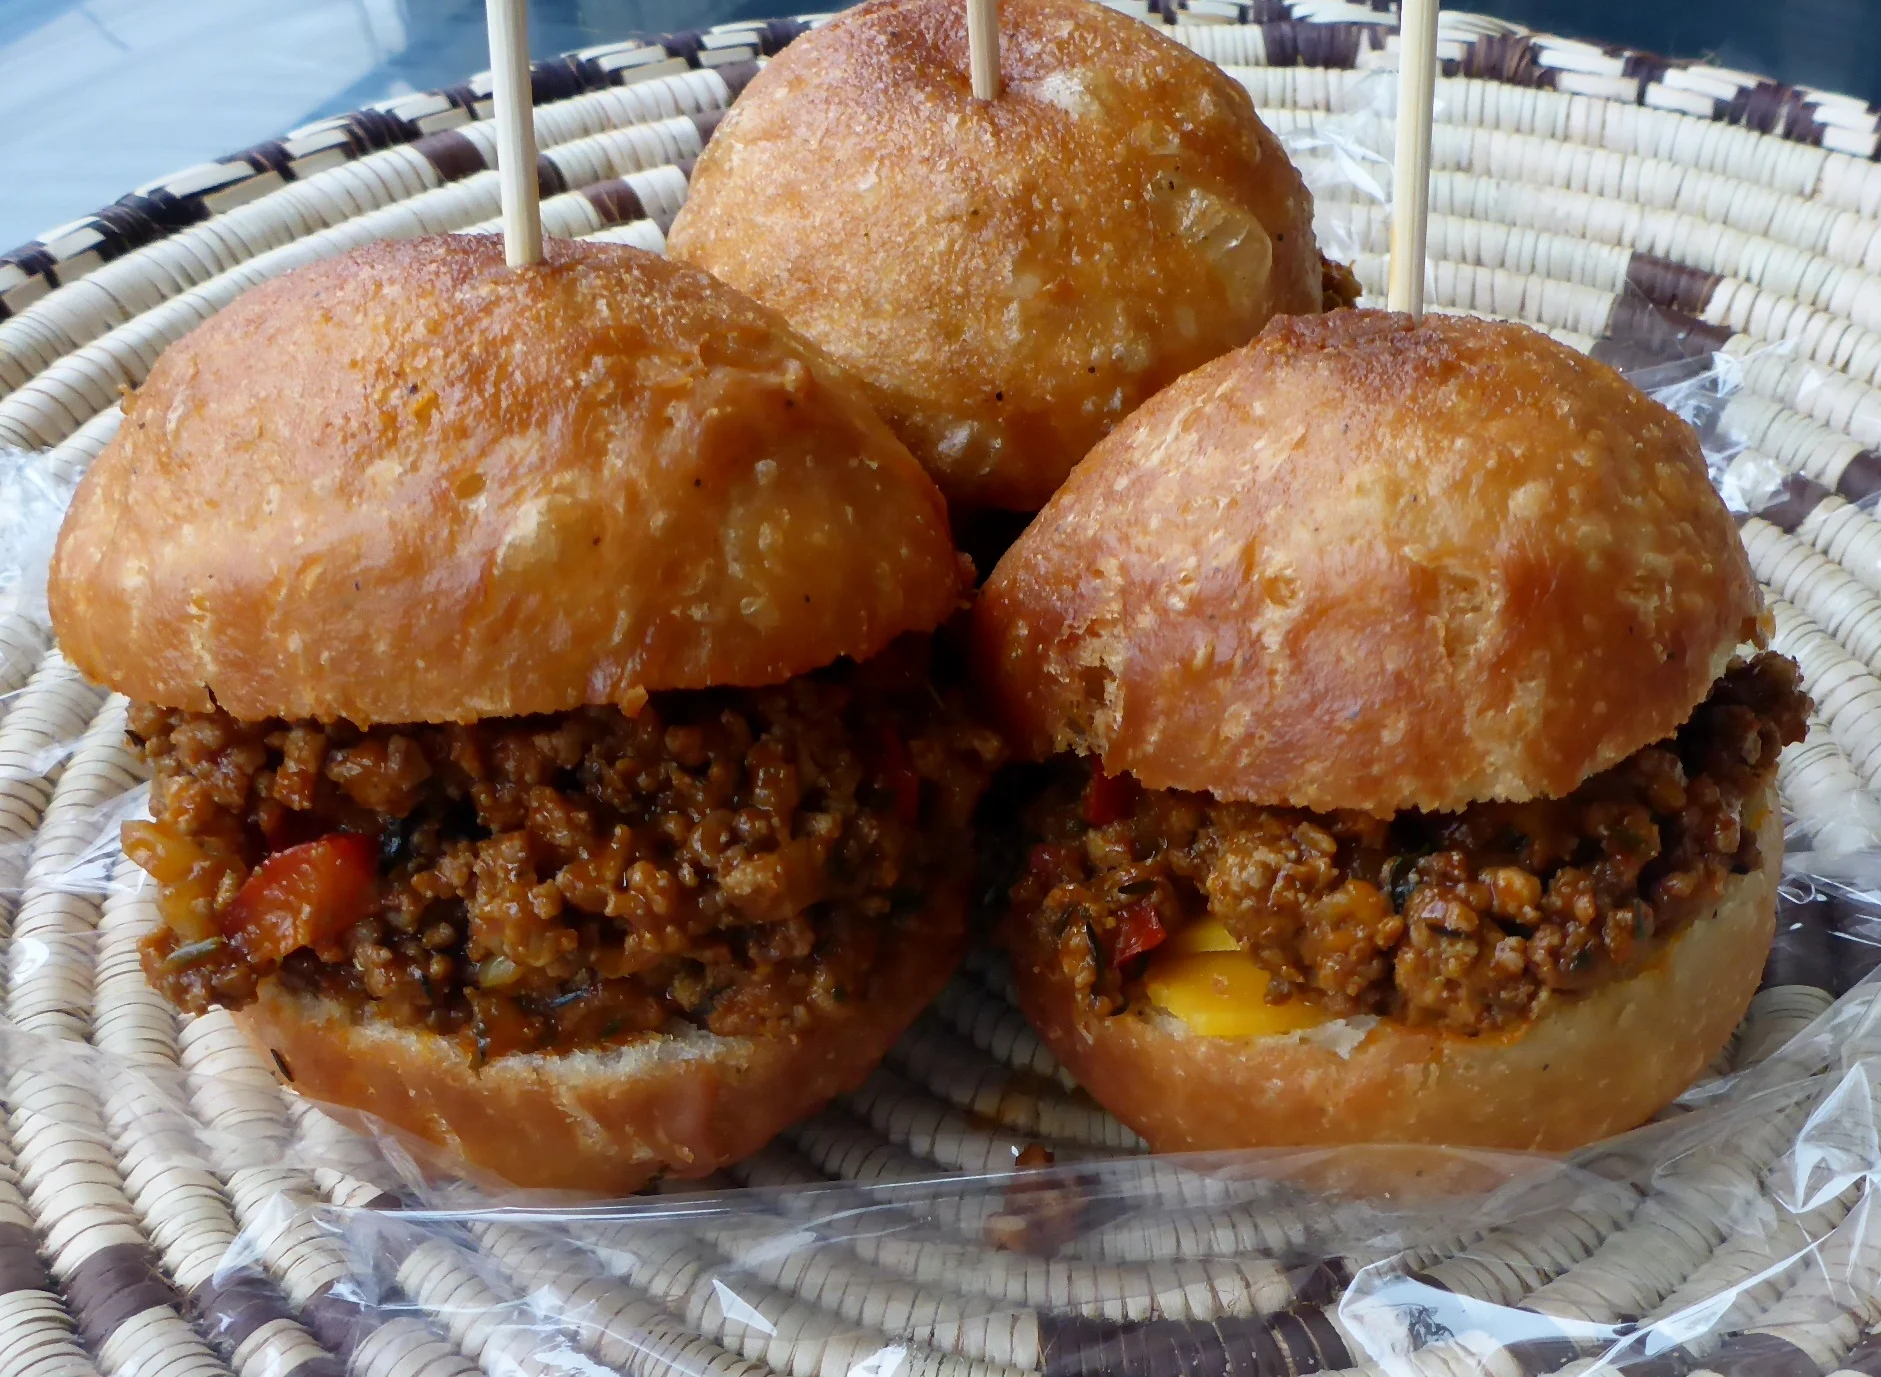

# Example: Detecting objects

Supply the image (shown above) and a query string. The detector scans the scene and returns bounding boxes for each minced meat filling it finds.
[1008,653,1810,1035]
[128,637,1004,1059]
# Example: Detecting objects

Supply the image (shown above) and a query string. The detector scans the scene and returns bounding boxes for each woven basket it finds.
[5,4,1881,1376]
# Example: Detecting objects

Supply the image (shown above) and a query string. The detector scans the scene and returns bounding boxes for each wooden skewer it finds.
[486,0,543,267]
[1388,0,1439,316]
[967,0,1000,101]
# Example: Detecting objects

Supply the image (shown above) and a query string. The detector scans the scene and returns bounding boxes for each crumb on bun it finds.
[1005,787,1780,1153]
[973,310,1761,815]
[668,0,1323,512]
[49,235,964,726]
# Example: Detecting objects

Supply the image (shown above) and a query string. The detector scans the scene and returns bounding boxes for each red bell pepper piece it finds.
[223,833,379,963]
[1106,900,1167,966]
[1082,767,1138,827]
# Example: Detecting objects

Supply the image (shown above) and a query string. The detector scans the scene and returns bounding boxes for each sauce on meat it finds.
[129,637,1003,1060]
[1006,653,1809,1035]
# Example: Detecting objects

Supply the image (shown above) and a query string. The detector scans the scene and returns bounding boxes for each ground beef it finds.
[128,636,1004,1059]
[1006,653,1810,1034]
[1321,254,1363,312]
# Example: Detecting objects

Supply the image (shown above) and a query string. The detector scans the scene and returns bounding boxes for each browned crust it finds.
[238,884,969,1195]
[668,0,1321,512]
[972,311,1760,813]
[1004,788,1781,1154]
[49,236,964,725]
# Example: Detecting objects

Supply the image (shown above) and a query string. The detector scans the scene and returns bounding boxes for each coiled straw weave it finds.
[4,3,1881,1375]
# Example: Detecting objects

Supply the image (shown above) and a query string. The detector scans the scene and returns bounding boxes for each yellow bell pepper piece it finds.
[1163,919,1239,955]
[1144,948,1330,1037]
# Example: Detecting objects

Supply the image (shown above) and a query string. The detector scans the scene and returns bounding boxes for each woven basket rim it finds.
[4,1,1877,294]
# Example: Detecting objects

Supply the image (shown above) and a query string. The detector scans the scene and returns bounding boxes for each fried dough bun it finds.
[51,235,964,727]
[50,235,974,1194]
[974,310,1759,815]
[1005,792,1779,1153]
[243,882,968,1195]
[667,0,1322,512]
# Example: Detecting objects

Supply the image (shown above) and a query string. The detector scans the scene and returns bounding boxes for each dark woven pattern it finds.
[6,0,1881,319]
[0,24,788,317]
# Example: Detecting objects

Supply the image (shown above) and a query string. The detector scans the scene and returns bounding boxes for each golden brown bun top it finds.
[974,311,1759,813]
[50,236,963,725]
[667,0,1321,512]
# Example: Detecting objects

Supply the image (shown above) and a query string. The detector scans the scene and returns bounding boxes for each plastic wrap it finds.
[0,444,79,630]
[4,136,1881,1377]
[0,951,1878,1377]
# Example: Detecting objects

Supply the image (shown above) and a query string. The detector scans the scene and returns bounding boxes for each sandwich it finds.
[972,309,1808,1152]
[667,0,1340,515]
[50,235,1004,1192]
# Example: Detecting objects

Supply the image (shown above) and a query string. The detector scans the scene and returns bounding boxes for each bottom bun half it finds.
[1007,786,1781,1155]
[238,887,967,1196]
